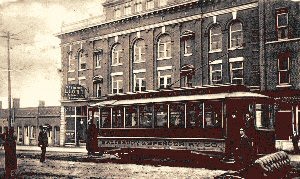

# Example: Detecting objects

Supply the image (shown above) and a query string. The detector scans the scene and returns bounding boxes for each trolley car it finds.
[88,85,276,160]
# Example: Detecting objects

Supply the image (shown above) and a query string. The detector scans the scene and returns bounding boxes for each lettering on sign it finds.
[98,138,225,152]
[64,84,86,99]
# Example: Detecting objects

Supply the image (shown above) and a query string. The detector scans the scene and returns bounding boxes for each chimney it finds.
[39,100,45,107]
[13,98,20,108]
[0,101,2,109]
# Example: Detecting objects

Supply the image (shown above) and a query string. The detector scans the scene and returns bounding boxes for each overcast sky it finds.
[0,0,103,108]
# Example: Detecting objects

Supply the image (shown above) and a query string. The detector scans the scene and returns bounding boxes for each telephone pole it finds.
[0,30,19,178]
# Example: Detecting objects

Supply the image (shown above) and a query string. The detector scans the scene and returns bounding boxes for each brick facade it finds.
[58,0,300,146]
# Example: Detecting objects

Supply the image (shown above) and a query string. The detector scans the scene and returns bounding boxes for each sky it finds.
[0,0,104,108]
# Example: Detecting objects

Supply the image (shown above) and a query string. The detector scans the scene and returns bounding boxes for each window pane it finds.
[139,105,153,128]
[278,58,289,70]
[232,70,243,78]
[231,22,242,32]
[101,108,111,128]
[279,71,289,84]
[125,106,138,128]
[278,13,288,27]
[169,103,185,128]
[154,104,168,128]
[187,102,203,128]
[112,108,123,128]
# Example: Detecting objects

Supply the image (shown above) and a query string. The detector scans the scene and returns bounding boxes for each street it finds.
[15,151,227,178]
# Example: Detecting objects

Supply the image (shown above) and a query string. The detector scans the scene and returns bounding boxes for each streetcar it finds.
[88,85,276,161]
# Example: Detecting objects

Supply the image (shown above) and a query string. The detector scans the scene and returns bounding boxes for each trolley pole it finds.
[2,31,17,178]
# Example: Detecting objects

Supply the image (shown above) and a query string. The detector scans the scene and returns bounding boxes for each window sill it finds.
[157,57,172,61]
[95,66,101,69]
[111,63,123,67]
[276,84,291,88]
[255,127,275,131]
[68,70,75,73]
[228,47,244,51]
[133,61,146,64]
[183,53,192,57]
[209,50,222,53]
[78,69,87,72]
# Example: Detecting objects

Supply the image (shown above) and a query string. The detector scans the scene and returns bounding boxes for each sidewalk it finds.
[16,145,87,153]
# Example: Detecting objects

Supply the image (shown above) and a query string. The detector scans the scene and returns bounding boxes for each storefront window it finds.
[169,103,185,128]
[125,106,138,128]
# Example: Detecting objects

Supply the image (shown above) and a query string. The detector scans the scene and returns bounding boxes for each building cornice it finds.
[59,2,258,47]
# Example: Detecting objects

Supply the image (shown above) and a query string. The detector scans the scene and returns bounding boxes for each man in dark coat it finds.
[38,126,48,162]
[86,123,98,155]
[236,128,253,167]
[292,131,299,154]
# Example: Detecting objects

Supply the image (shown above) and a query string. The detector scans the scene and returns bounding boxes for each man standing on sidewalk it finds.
[38,126,48,162]
[292,131,299,154]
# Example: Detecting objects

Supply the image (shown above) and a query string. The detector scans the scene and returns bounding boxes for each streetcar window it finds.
[154,104,168,128]
[139,105,153,128]
[125,106,138,128]
[255,104,275,129]
[186,102,203,128]
[112,107,124,128]
[204,101,222,128]
[100,107,111,128]
[169,103,185,128]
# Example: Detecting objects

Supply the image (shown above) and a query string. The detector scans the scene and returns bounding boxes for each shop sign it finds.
[64,84,85,99]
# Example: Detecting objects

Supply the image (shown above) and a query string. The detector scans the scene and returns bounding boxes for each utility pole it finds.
[7,31,12,130]
[0,31,19,178]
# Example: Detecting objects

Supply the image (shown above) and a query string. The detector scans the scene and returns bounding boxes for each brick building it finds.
[57,0,300,147]
[0,99,61,146]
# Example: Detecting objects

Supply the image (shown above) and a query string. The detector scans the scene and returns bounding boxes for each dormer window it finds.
[115,7,121,18]
[124,3,132,16]
[146,0,154,10]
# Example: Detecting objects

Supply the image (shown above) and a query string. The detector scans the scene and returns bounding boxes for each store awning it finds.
[91,92,268,107]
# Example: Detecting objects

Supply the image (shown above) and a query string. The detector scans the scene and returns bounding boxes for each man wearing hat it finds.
[236,128,253,167]
[38,126,48,162]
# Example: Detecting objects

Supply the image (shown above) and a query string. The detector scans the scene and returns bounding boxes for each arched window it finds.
[157,35,172,59]
[230,21,243,49]
[133,39,146,63]
[111,44,123,65]
[210,25,222,51]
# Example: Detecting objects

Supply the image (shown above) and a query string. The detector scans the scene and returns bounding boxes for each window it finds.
[112,76,123,94]
[277,9,288,40]
[68,52,74,71]
[134,74,146,92]
[112,107,123,128]
[94,51,102,68]
[254,104,275,129]
[187,102,204,128]
[78,51,86,70]
[124,3,131,16]
[125,106,138,128]
[158,70,172,89]
[184,38,192,55]
[158,0,167,7]
[230,57,244,85]
[146,0,154,10]
[133,39,146,63]
[210,60,222,85]
[210,25,222,51]
[278,52,290,85]
[112,44,123,65]
[100,107,111,128]
[139,105,153,128]
[230,21,243,49]
[115,7,121,18]
[135,1,142,13]
[154,104,168,128]
[93,83,101,97]
[157,35,171,59]
[169,103,185,128]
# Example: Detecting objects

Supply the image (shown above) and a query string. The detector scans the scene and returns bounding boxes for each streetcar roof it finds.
[91,92,268,106]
